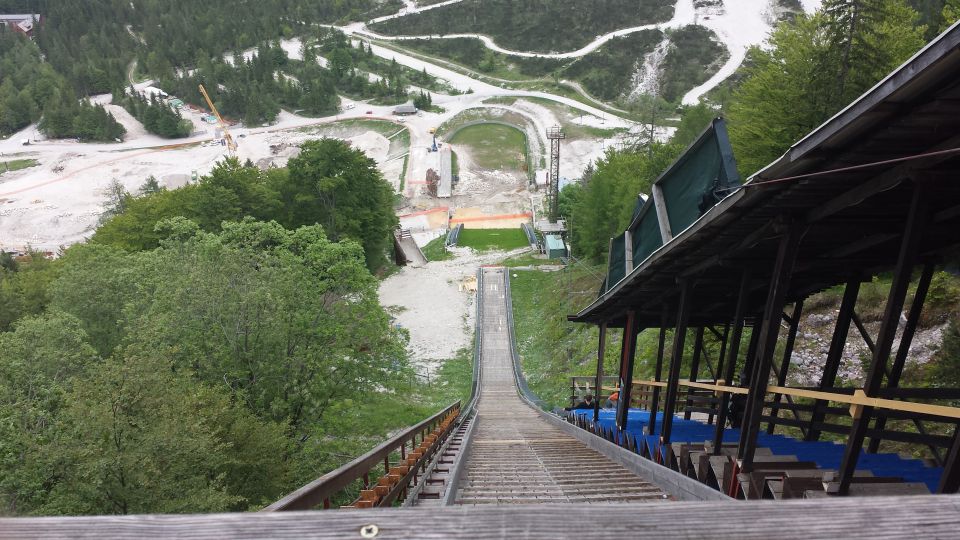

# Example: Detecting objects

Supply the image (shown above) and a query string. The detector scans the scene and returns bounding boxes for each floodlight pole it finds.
[546,126,565,223]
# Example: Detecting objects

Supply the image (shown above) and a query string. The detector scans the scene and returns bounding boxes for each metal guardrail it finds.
[263,401,460,511]
[521,222,539,250]
[439,268,484,505]
[445,223,464,247]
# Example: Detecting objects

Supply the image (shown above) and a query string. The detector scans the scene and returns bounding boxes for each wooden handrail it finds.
[264,401,460,511]
[633,379,960,419]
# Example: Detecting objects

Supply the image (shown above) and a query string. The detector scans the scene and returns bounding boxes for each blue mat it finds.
[572,408,942,492]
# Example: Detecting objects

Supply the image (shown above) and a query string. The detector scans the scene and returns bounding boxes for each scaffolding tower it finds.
[546,125,565,223]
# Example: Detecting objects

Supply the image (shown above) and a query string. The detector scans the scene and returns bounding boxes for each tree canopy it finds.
[0,218,411,515]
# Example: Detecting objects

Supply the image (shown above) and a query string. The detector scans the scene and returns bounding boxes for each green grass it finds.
[458,228,529,252]
[451,150,459,177]
[0,158,38,174]
[501,252,562,267]
[448,123,526,171]
[421,235,454,261]
[483,97,518,106]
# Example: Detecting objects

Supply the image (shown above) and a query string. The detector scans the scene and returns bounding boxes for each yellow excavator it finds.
[198,84,238,158]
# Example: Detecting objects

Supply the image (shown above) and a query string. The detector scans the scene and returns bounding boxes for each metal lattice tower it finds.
[546,125,565,223]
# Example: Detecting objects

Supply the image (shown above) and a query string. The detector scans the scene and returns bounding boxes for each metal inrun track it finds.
[416,267,668,505]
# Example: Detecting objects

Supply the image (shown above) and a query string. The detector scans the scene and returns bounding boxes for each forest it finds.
[117,90,193,139]
[369,0,675,52]
[157,30,443,126]
[0,138,441,515]
[0,0,404,138]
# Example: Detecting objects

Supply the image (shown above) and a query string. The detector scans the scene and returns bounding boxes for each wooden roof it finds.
[570,23,960,328]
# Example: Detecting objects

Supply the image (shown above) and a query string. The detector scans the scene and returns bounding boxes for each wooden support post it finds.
[939,427,960,493]
[767,300,804,434]
[838,185,928,496]
[648,306,670,435]
[615,311,640,432]
[738,220,804,473]
[868,262,935,454]
[660,279,694,446]
[594,322,608,423]
[713,271,751,455]
[710,323,731,425]
[806,277,861,441]
[683,327,706,420]
[652,184,673,243]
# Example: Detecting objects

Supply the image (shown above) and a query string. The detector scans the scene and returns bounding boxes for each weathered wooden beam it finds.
[739,220,804,473]
[593,322,607,423]
[647,306,669,436]
[868,262,937,458]
[660,279,694,446]
[838,184,929,496]
[767,300,804,435]
[615,311,640,431]
[5,496,960,539]
[683,328,706,421]
[806,277,861,441]
[652,184,673,243]
[713,271,751,455]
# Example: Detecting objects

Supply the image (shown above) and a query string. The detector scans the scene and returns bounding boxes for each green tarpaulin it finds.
[600,118,740,295]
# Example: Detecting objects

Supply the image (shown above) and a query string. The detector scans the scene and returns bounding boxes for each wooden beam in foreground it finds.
[3,496,960,539]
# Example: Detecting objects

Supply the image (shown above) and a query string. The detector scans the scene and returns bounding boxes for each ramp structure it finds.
[448,268,668,504]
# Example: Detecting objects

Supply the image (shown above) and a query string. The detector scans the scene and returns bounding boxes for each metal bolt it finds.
[360,524,380,538]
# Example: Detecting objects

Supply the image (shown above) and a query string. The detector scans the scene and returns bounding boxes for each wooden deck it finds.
[4,496,959,539]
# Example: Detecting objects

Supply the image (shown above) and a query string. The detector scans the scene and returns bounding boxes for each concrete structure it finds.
[0,14,40,36]
[437,145,452,198]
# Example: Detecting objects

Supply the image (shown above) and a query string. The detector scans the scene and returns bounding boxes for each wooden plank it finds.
[10,496,959,539]
[766,386,960,419]
[652,184,673,243]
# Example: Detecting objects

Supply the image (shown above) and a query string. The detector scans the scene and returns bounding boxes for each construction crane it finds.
[198,84,238,158]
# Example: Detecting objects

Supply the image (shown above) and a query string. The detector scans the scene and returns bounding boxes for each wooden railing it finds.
[263,401,461,511]
[569,373,960,458]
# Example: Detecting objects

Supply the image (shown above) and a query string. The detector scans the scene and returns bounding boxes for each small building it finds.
[393,104,418,116]
[167,98,185,109]
[0,14,41,36]
[545,234,567,259]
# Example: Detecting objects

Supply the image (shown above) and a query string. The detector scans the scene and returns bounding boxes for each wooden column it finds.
[738,221,804,473]
[615,311,640,432]
[713,271,751,454]
[766,300,804,434]
[683,327,706,420]
[709,323,731,425]
[806,277,861,441]
[939,428,960,493]
[659,279,693,446]
[867,262,935,453]
[593,322,608,423]
[838,185,928,495]
[647,306,670,435]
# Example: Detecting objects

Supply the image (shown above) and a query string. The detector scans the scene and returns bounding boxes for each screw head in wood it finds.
[360,524,380,538]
